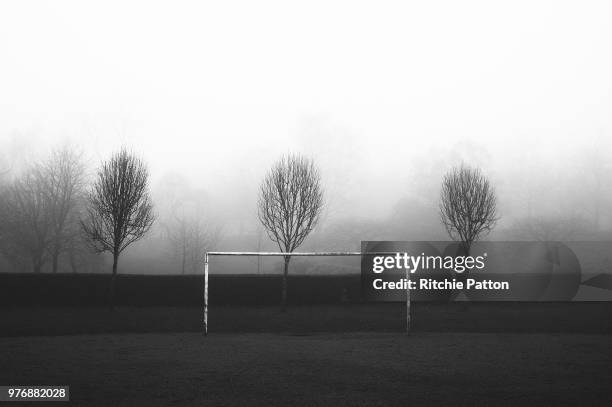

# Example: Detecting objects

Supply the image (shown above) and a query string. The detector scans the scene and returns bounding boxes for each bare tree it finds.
[0,167,52,272]
[0,148,88,273]
[167,216,190,274]
[187,218,221,273]
[439,165,498,255]
[258,154,323,311]
[511,214,588,242]
[43,147,86,273]
[166,214,221,274]
[159,181,221,274]
[81,149,155,309]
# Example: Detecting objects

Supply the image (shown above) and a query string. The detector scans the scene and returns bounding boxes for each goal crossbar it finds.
[203,251,410,335]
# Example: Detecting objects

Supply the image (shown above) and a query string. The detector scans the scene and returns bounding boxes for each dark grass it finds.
[0,272,596,306]
[2,303,610,406]
[2,274,610,406]
[0,273,364,306]
[1,332,610,406]
[1,302,611,337]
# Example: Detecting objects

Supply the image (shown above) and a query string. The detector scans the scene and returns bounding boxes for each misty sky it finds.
[1,1,611,231]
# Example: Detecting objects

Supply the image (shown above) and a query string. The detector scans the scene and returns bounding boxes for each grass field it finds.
[2,331,610,406]
[1,303,610,337]
[2,303,610,406]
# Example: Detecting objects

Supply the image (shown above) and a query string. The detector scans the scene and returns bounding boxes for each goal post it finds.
[203,251,411,335]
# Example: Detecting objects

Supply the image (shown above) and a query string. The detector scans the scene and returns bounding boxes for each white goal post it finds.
[203,251,411,335]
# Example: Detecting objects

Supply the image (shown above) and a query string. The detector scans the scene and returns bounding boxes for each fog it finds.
[0,1,611,273]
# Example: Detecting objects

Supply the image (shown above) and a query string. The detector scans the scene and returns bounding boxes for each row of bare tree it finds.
[0,148,87,273]
[0,147,217,281]
[257,154,498,310]
[0,147,499,310]
[0,148,156,307]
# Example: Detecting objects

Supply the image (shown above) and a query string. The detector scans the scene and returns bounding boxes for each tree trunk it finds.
[460,241,471,312]
[32,252,43,273]
[109,252,119,311]
[52,249,59,273]
[181,248,186,274]
[69,249,78,273]
[281,256,290,312]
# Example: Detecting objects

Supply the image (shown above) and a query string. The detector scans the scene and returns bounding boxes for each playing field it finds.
[2,331,610,406]
[2,303,611,336]
[2,304,610,406]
